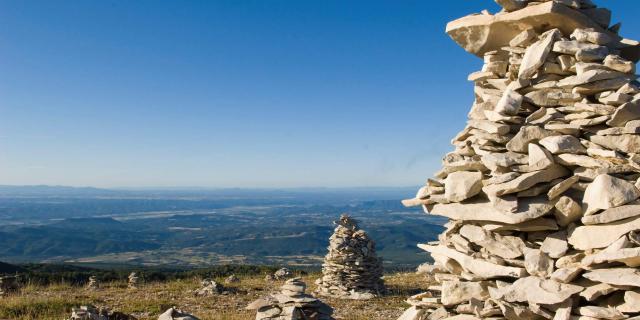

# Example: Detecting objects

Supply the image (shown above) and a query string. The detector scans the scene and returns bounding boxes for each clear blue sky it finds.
[1,1,638,188]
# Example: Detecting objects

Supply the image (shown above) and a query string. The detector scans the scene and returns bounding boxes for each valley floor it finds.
[0,272,426,320]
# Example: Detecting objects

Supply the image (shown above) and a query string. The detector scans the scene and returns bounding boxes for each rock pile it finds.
[87,276,99,290]
[400,0,640,319]
[194,279,227,296]
[0,275,19,296]
[273,267,293,280]
[247,278,334,320]
[224,274,240,284]
[127,272,139,290]
[67,305,135,320]
[315,214,385,300]
[157,307,199,320]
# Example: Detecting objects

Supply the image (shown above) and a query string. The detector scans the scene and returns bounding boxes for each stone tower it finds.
[399,0,640,319]
[315,214,385,300]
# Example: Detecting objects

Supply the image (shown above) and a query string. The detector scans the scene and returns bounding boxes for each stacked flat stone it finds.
[400,0,640,319]
[247,278,334,320]
[315,214,385,300]
[87,276,99,290]
[127,272,139,290]
[0,276,19,297]
[67,305,135,320]
[273,267,293,280]
[194,279,226,296]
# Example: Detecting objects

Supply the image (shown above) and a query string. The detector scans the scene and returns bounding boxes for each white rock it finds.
[583,268,640,287]
[444,171,483,202]
[491,276,583,305]
[519,29,561,79]
[569,215,640,250]
[528,143,555,171]
[583,174,640,215]
[540,231,569,258]
[554,196,582,227]
[539,135,586,154]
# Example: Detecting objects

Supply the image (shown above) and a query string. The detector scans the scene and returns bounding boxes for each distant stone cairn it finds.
[315,214,385,300]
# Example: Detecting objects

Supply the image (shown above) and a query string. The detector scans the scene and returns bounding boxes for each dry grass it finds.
[0,272,427,320]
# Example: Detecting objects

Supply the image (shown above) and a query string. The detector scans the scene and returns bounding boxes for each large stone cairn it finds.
[247,278,334,320]
[315,214,385,300]
[0,275,19,297]
[400,0,640,319]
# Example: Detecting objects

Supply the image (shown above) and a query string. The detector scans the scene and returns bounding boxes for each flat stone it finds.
[426,196,553,224]
[507,126,559,152]
[586,247,640,267]
[583,268,640,287]
[554,195,582,227]
[548,176,579,200]
[580,283,619,301]
[550,267,582,283]
[529,143,555,171]
[444,171,484,202]
[495,88,523,116]
[539,135,586,154]
[569,215,640,250]
[574,77,633,95]
[582,201,640,225]
[524,249,554,278]
[576,306,625,320]
[556,153,609,168]
[607,99,640,127]
[525,89,581,107]
[617,291,640,313]
[445,2,616,59]
[481,152,528,171]
[483,164,569,196]
[491,276,583,305]
[520,29,561,79]
[483,217,558,232]
[570,28,613,45]
[583,174,640,215]
[397,306,426,320]
[591,134,640,154]
[441,280,490,306]
[459,224,525,259]
[509,28,537,47]
[540,231,569,259]
[468,119,510,134]
[558,69,627,88]
[418,244,526,279]
[604,54,636,74]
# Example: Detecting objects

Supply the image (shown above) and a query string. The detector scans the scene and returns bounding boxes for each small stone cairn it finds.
[194,279,226,296]
[273,267,293,280]
[157,307,199,320]
[247,278,334,320]
[67,305,135,320]
[224,274,240,284]
[315,214,385,300]
[400,0,640,319]
[0,275,19,297]
[86,276,99,290]
[127,272,139,290]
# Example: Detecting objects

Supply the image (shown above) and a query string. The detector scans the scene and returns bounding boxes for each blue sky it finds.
[1,1,639,188]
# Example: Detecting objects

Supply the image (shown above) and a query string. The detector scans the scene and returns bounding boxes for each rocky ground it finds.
[0,272,426,320]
